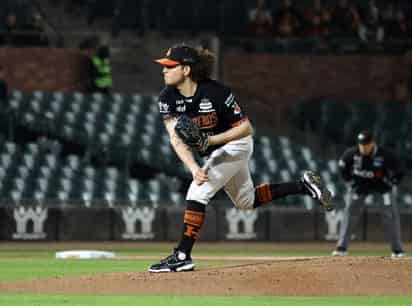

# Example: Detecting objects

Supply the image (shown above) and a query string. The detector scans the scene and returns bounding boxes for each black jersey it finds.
[338,146,404,194]
[157,79,247,156]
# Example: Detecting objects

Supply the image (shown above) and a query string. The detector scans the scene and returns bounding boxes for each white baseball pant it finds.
[186,135,255,209]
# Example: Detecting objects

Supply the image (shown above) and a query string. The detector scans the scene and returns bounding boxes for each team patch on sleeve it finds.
[158,101,169,113]
[224,93,235,107]
[224,94,243,115]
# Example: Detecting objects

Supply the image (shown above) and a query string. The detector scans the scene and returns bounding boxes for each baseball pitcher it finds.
[149,43,334,273]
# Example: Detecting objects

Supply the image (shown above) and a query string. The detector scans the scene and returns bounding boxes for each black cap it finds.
[357,130,374,145]
[154,44,199,66]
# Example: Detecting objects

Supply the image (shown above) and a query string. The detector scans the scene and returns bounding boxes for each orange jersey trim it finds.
[230,117,248,127]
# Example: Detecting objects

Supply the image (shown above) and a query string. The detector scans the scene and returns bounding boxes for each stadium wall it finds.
[223,51,411,122]
[0,48,91,92]
[2,48,409,103]
[0,206,411,242]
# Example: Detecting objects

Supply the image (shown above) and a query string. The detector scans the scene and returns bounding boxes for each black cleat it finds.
[332,246,348,256]
[302,171,334,211]
[148,249,194,273]
[391,250,406,258]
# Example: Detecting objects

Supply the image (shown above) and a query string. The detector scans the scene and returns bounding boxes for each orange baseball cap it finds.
[154,44,199,66]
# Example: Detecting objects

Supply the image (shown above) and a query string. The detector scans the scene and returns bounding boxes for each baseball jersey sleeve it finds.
[219,87,247,127]
[338,148,354,182]
[384,150,404,185]
[157,87,176,121]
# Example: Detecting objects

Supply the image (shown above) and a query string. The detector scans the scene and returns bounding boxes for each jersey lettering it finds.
[192,113,218,129]
[353,169,375,178]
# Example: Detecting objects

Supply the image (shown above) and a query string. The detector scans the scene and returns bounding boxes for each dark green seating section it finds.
[1,90,411,208]
[0,136,184,207]
[8,90,188,176]
[292,98,412,167]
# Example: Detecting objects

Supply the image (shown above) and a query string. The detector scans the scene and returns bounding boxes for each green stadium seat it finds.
[320,99,351,143]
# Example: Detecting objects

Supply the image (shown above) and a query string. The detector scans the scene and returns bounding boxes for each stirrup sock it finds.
[177,200,206,255]
[254,182,305,208]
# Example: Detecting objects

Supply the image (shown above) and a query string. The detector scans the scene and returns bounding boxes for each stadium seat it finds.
[320,99,351,143]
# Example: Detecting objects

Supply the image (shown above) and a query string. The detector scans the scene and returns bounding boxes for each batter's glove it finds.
[175,115,209,153]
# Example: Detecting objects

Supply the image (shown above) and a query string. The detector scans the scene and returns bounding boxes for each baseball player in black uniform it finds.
[148,43,334,273]
[332,130,405,258]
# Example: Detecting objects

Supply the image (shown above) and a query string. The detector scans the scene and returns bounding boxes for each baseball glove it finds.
[175,115,209,153]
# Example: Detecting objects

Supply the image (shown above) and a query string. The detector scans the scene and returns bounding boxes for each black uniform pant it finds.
[336,189,403,252]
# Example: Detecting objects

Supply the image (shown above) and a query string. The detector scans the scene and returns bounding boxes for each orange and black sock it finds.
[253,182,306,208]
[177,200,206,256]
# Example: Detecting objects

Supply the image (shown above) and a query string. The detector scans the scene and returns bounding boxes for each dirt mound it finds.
[1,256,411,295]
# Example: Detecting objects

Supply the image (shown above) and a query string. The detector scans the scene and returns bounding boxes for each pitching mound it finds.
[1,256,411,295]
